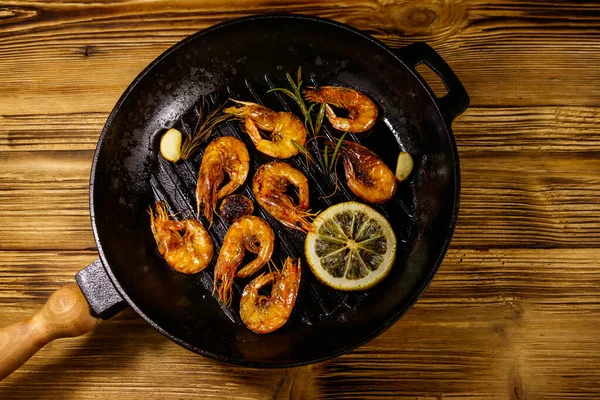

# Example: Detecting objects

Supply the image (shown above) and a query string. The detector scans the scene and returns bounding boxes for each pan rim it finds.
[89,12,461,368]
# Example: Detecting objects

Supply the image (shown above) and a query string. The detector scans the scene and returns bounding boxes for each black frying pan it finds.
[0,14,469,374]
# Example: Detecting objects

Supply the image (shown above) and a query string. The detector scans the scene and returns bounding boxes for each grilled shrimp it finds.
[149,201,214,274]
[224,100,307,159]
[240,257,301,334]
[252,161,314,233]
[332,140,396,204]
[196,136,250,224]
[302,86,378,133]
[213,215,275,306]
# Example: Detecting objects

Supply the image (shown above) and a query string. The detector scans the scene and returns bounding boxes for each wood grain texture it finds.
[2,146,598,250]
[1,0,600,398]
[0,0,599,112]
[1,249,600,398]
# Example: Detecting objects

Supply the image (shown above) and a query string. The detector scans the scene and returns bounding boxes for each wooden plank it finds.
[1,147,599,250]
[2,106,600,153]
[1,0,599,398]
[0,250,96,316]
[455,151,600,248]
[0,1,598,114]
[0,112,104,152]
[3,248,598,313]
[453,106,600,152]
[0,150,95,250]
[1,249,599,398]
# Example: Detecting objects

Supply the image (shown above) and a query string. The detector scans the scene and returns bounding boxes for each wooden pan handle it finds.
[0,283,98,381]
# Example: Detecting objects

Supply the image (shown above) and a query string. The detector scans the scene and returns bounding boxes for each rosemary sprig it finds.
[267,67,327,137]
[315,101,327,137]
[291,139,315,165]
[304,103,316,132]
[180,97,231,160]
[268,67,336,172]
[329,132,348,172]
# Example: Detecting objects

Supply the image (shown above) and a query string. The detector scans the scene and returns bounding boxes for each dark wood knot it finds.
[379,0,467,38]
[399,6,439,29]
[0,6,41,25]
[385,3,439,32]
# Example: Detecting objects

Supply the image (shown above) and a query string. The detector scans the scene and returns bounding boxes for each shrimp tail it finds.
[214,270,233,307]
[244,117,263,147]
[301,88,324,103]
[248,271,276,288]
[196,162,224,224]
[196,189,215,225]
[303,88,342,116]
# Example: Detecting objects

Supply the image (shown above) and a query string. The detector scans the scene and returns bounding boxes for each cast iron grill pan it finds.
[87,14,468,367]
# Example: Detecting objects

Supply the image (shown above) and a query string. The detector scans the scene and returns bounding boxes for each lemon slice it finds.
[305,202,396,290]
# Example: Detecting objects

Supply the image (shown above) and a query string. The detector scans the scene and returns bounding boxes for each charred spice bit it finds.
[219,194,254,224]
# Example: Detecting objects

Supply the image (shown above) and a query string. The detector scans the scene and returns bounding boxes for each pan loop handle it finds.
[396,42,470,123]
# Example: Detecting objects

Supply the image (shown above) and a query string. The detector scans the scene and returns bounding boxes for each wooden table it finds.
[1,1,599,398]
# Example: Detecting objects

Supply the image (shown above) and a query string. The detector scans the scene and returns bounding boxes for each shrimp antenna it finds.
[287,209,317,233]
[321,149,343,199]
[321,168,340,199]
[305,134,328,147]
[148,206,156,228]
[275,259,284,274]
[230,99,256,105]
[183,208,200,221]
[222,100,253,120]
[170,208,183,219]
[267,259,278,274]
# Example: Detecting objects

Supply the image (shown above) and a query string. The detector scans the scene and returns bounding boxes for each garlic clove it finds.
[160,128,182,162]
[395,152,413,182]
